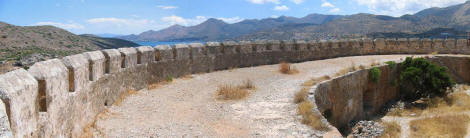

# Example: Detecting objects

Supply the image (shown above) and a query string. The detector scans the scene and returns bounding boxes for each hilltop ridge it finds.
[0,22,138,72]
[120,1,470,41]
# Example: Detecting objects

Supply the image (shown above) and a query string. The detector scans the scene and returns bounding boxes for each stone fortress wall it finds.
[311,56,470,134]
[1,38,470,137]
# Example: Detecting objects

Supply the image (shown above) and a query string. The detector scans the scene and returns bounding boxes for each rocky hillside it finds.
[121,1,470,41]
[0,22,138,73]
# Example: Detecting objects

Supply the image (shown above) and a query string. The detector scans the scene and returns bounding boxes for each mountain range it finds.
[119,1,470,41]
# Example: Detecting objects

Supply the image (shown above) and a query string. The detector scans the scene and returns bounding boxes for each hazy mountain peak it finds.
[202,18,228,25]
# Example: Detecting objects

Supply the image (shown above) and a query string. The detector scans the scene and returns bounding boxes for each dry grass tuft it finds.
[279,62,299,74]
[113,90,139,106]
[216,85,249,100]
[294,88,309,104]
[410,115,470,138]
[370,60,380,67]
[380,121,401,138]
[182,74,194,80]
[297,101,330,131]
[386,85,470,117]
[358,65,366,70]
[239,79,256,90]
[302,75,331,87]
[216,79,255,100]
[335,67,354,77]
[431,51,439,55]
[297,75,332,103]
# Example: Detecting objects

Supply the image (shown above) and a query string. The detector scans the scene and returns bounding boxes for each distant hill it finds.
[241,1,470,40]
[120,1,470,41]
[0,22,138,70]
[118,14,343,41]
[367,28,468,38]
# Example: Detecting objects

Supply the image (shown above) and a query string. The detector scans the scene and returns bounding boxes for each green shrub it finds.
[369,67,381,83]
[399,57,455,101]
[166,75,173,82]
[385,61,397,69]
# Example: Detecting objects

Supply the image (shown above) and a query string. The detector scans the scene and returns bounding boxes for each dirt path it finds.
[92,55,414,138]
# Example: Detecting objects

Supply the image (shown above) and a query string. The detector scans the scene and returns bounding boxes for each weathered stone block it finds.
[296,40,308,51]
[84,51,105,81]
[155,45,174,61]
[266,40,281,51]
[253,40,267,52]
[136,46,155,64]
[28,59,69,137]
[101,49,122,73]
[0,69,38,138]
[374,38,386,50]
[457,39,467,47]
[174,44,190,60]
[238,41,253,54]
[206,42,222,56]
[307,40,319,51]
[222,41,240,54]
[445,38,456,48]
[189,43,206,59]
[421,38,433,53]
[118,48,138,68]
[61,54,88,92]
[433,38,444,50]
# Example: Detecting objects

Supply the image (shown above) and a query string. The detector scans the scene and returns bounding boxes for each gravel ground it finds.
[91,55,415,138]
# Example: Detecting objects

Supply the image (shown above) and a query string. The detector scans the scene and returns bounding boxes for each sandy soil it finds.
[92,55,415,138]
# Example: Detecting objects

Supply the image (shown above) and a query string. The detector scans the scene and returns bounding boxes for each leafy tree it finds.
[399,57,455,101]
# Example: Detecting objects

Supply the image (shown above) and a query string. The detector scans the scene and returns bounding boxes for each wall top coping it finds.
[206,42,221,47]
[174,44,189,49]
[62,54,88,68]
[188,43,204,48]
[155,45,172,50]
[0,69,36,96]
[28,59,67,80]
[222,41,238,46]
[102,49,121,57]
[136,46,153,52]
[84,51,105,61]
[118,47,137,54]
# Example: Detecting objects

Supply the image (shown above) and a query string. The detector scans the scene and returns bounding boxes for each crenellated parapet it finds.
[1,38,470,137]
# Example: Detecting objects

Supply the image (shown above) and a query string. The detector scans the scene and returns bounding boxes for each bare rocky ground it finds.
[88,55,418,138]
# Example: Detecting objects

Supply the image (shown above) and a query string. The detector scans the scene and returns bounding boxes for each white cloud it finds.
[291,0,304,4]
[354,0,466,16]
[86,17,165,34]
[87,18,152,26]
[217,17,244,23]
[274,5,289,11]
[321,2,334,8]
[157,5,178,10]
[329,8,340,13]
[247,0,280,4]
[34,22,84,30]
[161,15,209,26]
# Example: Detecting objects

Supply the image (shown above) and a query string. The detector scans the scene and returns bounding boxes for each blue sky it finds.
[0,0,467,35]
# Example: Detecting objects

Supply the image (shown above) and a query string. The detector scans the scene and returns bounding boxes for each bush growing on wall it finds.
[369,67,381,83]
[399,57,455,101]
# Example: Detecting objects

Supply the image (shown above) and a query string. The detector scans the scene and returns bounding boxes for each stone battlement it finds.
[1,38,470,137]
